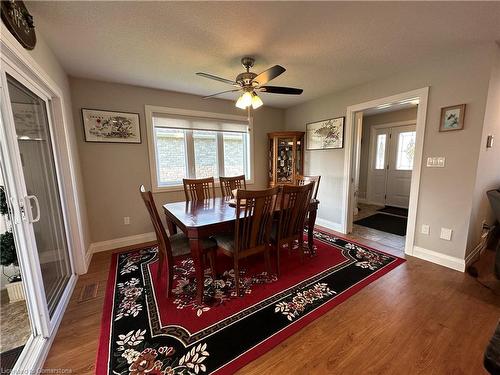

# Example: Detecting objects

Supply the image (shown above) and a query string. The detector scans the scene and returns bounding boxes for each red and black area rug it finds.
[96,230,405,375]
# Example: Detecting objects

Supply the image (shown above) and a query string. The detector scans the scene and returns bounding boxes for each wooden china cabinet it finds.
[268,131,305,187]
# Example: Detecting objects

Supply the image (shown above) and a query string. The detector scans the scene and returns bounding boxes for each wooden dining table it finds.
[163,197,319,303]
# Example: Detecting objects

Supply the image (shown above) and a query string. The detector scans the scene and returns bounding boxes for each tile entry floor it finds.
[352,203,406,253]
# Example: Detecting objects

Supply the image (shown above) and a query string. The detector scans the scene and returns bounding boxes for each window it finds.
[396,131,416,170]
[147,107,251,190]
[155,128,187,185]
[375,134,386,170]
[193,130,218,178]
[223,132,247,176]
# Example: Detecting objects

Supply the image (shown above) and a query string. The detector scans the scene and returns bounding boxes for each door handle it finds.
[25,195,40,223]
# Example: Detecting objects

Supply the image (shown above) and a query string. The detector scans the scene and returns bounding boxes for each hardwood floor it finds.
[43,233,499,374]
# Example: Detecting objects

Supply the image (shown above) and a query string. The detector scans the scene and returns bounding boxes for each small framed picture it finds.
[440,104,465,132]
[81,108,141,143]
[306,116,344,150]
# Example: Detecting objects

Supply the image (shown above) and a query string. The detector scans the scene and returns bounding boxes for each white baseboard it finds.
[412,246,465,272]
[315,218,344,233]
[88,232,157,256]
[84,248,93,272]
[357,198,383,206]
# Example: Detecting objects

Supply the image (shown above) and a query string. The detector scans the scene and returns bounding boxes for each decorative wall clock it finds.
[1,0,36,50]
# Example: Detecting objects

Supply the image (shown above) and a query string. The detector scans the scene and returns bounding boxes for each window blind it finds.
[152,113,249,133]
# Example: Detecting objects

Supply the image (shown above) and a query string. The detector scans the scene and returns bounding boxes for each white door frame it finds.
[1,23,87,274]
[0,24,85,372]
[342,87,429,256]
[366,120,416,207]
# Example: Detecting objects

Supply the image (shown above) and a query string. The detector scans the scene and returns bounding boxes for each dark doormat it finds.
[354,213,407,236]
[378,206,409,217]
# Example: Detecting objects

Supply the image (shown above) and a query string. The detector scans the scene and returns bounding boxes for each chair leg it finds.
[298,238,305,263]
[264,246,272,276]
[157,251,164,281]
[208,249,217,279]
[234,258,240,297]
[166,268,173,298]
[276,244,281,277]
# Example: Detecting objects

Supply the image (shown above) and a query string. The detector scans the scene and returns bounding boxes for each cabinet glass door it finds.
[6,75,71,317]
[276,137,294,183]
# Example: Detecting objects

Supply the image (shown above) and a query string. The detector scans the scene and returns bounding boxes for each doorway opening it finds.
[343,88,429,255]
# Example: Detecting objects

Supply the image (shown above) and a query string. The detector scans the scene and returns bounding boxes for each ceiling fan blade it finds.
[258,86,303,95]
[202,89,240,99]
[253,65,286,85]
[196,72,238,86]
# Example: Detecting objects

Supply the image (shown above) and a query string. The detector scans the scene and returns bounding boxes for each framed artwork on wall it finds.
[81,108,141,143]
[439,104,466,132]
[306,116,344,150]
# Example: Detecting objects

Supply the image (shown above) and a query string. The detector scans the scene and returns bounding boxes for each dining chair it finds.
[297,175,321,200]
[213,187,279,296]
[273,183,314,275]
[139,185,218,298]
[219,175,246,198]
[183,177,216,201]
[297,175,321,237]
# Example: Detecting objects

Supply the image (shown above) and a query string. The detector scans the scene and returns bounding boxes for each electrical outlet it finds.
[124,216,130,225]
[440,227,452,241]
[421,224,430,235]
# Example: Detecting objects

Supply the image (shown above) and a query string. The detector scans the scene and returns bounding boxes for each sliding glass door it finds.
[0,62,75,373]
[5,75,72,316]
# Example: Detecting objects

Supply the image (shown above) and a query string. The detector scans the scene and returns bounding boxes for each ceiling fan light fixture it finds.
[235,94,246,109]
[235,91,253,109]
[251,92,263,109]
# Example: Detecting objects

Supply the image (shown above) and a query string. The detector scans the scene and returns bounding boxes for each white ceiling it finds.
[27,1,500,109]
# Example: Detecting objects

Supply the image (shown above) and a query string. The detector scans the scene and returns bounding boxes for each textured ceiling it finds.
[27,1,500,108]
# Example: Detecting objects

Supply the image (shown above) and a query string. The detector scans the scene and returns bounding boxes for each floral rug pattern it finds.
[98,230,404,375]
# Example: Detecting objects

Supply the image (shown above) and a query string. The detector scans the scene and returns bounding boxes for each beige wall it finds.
[285,43,498,260]
[359,107,418,198]
[467,45,500,255]
[69,78,285,243]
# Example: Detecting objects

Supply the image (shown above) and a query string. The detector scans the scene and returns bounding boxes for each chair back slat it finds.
[277,183,314,242]
[139,185,173,266]
[234,187,279,255]
[297,175,321,200]
[219,175,246,198]
[183,177,216,201]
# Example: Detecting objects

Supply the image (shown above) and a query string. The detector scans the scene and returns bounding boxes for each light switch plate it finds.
[427,157,446,168]
[421,224,430,235]
[440,227,452,241]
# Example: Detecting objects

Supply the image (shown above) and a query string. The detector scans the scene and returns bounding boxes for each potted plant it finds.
[0,186,24,302]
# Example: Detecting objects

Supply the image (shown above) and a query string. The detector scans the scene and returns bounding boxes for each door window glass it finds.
[396,131,416,170]
[375,134,386,170]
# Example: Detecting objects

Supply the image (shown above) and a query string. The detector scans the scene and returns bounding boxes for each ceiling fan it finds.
[196,57,303,110]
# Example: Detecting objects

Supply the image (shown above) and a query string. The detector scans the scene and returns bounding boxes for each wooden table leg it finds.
[166,218,177,235]
[308,208,318,256]
[189,238,204,304]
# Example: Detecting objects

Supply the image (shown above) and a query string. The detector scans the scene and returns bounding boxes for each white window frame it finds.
[145,105,254,193]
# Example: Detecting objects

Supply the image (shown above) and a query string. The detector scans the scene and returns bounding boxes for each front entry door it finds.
[367,124,416,208]
[386,125,415,207]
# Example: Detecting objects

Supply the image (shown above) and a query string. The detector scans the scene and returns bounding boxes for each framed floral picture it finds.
[306,116,344,150]
[439,104,465,132]
[81,108,141,143]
